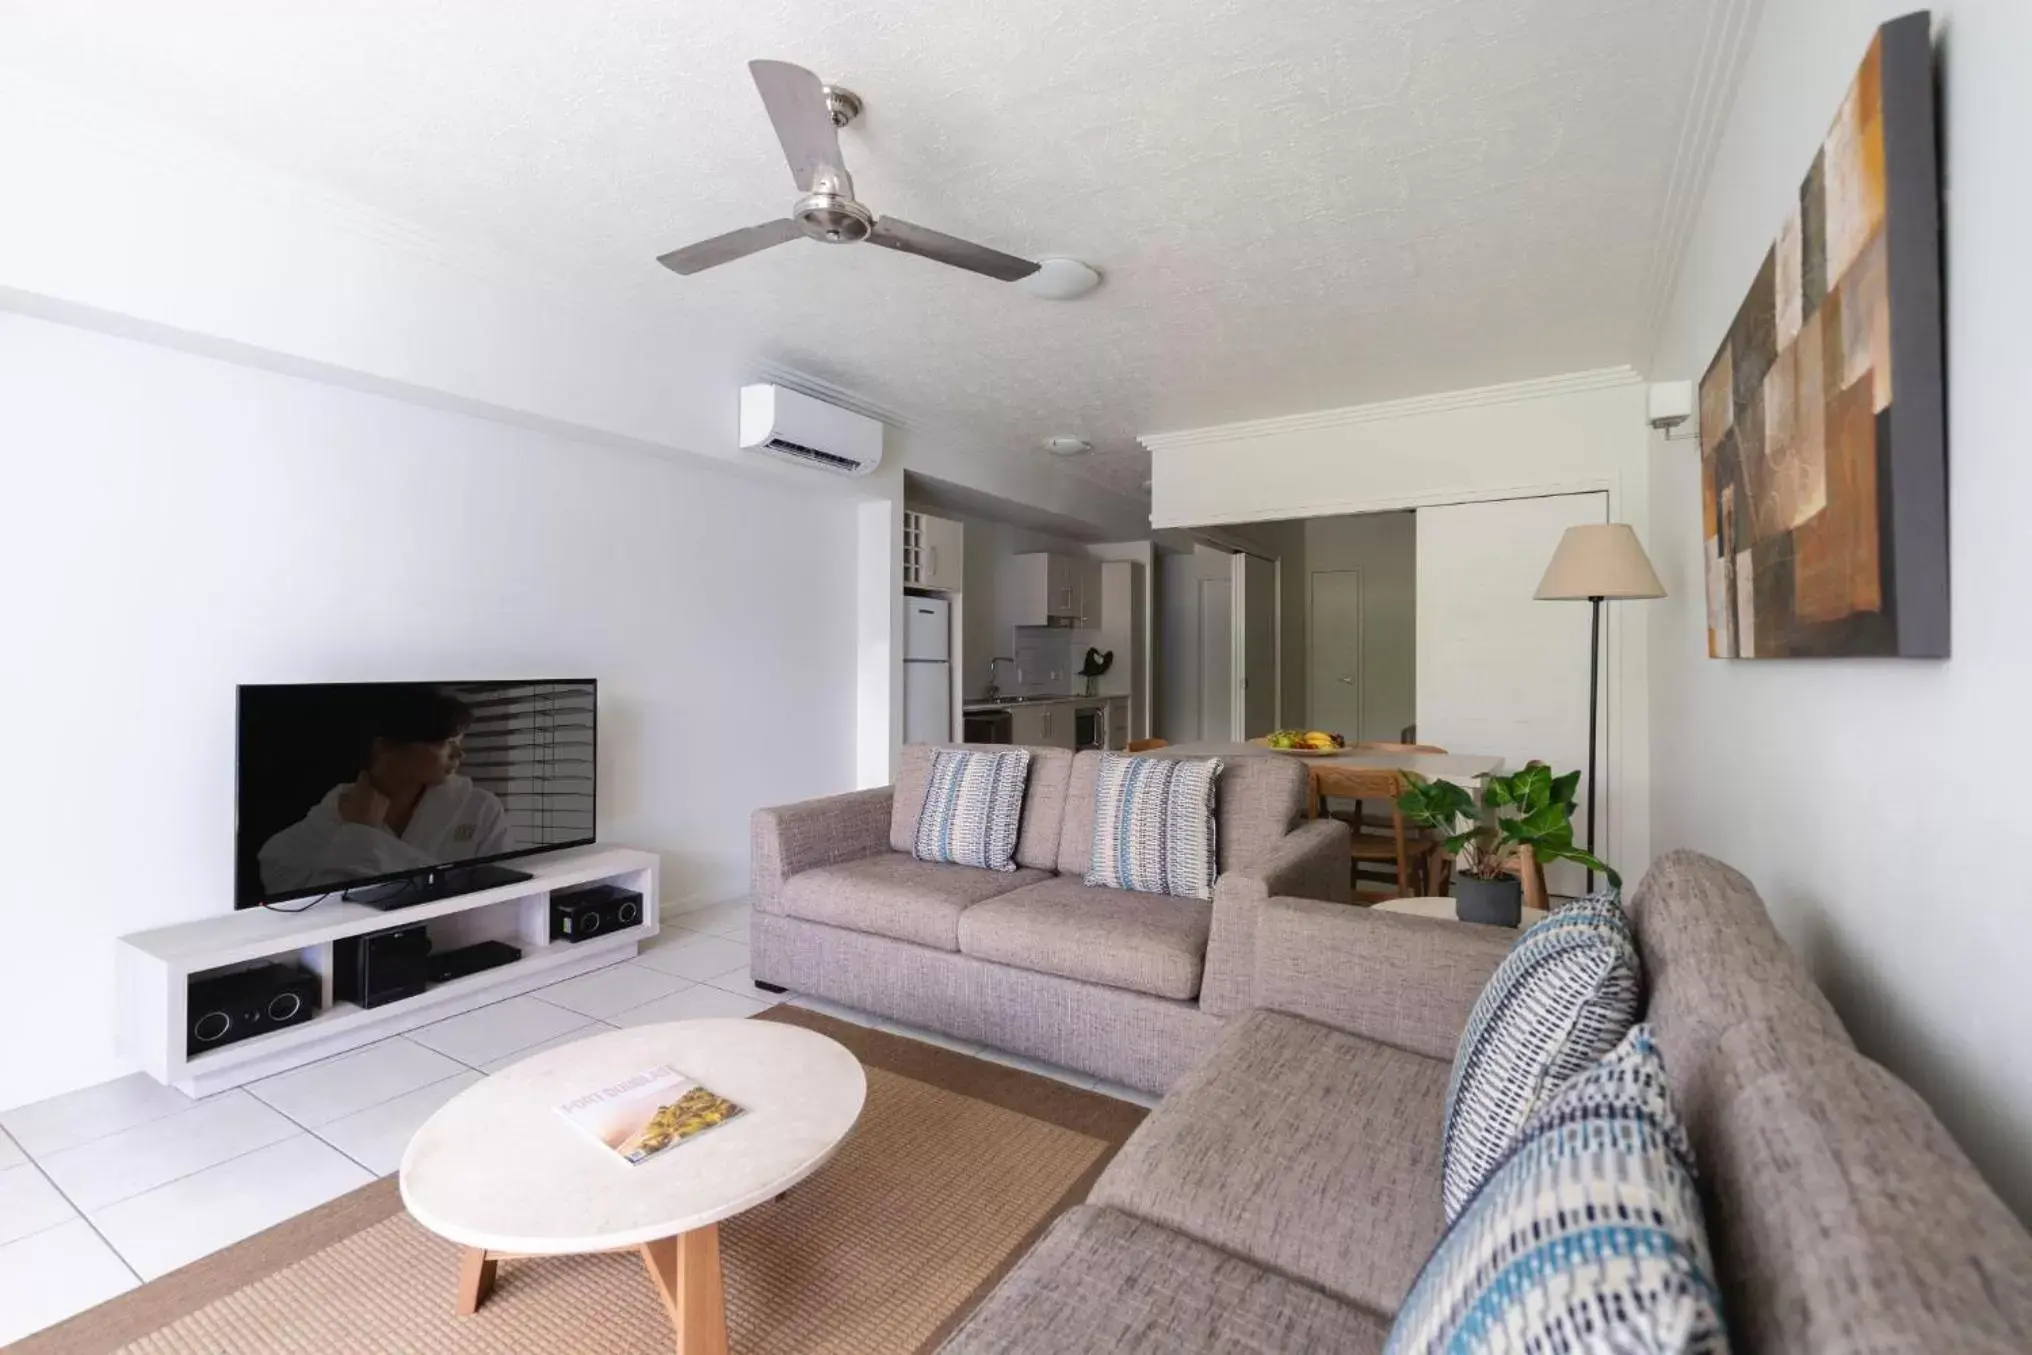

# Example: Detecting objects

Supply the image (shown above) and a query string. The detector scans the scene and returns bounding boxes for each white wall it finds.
[0,312,860,1110]
[1301,513,1417,741]
[1144,373,1653,880]
[1646,0,2032,1217]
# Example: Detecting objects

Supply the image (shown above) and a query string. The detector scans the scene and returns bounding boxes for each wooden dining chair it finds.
[1308,765,1436,900]
[1316,742,1450,840]
[1125,738,1168,753]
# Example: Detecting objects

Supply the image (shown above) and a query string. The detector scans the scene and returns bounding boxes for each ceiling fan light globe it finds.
[1016,256,1103,300]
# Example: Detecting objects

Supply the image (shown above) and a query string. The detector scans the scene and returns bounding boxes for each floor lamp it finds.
[1534,524,1666,893]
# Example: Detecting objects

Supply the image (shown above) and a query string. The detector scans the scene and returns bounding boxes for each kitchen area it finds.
[901,504,1150,752]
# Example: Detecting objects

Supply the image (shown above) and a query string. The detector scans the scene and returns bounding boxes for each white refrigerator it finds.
[903,596,952,743]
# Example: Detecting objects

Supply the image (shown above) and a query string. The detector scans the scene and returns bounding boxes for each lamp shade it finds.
[1535,524,1666,601]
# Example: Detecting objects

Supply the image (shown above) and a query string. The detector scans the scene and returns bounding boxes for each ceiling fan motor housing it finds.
[795,191,874,244]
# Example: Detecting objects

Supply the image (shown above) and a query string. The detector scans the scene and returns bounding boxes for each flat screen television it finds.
[235,680,597,909]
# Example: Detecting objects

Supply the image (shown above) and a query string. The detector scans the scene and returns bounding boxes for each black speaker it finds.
[187,963,320,1056]
[333,923,431,1008]
[550,884,643,943]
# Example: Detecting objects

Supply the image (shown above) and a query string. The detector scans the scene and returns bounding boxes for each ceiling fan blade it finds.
[748,59,846,192]
[866,217,1040,282]
[656,219,802,275]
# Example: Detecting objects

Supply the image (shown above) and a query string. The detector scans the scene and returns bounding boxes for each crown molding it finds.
[1138,366,1643,452]
[1635,0,1765,366]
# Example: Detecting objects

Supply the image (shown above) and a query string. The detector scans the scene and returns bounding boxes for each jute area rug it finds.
[18,1007,1146,1355]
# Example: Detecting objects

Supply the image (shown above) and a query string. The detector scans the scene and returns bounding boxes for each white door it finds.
[919,515,965,591]
[1308,569,1362,737]
[903,661,952,743]
[1197,577,1232,741]
[904,597,950,662]
[1416,492,1607,896]
[1232,552,1278,738]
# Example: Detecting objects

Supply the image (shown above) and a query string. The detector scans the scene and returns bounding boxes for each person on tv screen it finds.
[258,686,513,895]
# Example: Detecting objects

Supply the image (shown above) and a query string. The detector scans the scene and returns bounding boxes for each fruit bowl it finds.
[1252,730,1347,756]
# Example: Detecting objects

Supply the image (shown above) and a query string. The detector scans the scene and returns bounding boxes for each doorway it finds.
[1307,569,1363,737]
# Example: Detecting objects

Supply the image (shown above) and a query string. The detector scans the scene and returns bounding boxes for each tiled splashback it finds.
[1013,628,1073,695]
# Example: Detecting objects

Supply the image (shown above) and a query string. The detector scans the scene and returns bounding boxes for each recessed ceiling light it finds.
[1017,257,1103,301]
[1043,436,1092,456]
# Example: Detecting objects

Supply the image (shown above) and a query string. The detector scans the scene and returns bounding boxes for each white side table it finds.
[400,1019,865,1354]
[1373,896,1550,929]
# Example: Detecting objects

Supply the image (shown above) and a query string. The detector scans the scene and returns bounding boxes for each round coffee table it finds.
[1373,896,1550,928]
[400,1018,866,1354]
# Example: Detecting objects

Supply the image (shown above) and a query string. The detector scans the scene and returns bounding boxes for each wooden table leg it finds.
[456,1247,498,1315]
[641,1225,728,1355]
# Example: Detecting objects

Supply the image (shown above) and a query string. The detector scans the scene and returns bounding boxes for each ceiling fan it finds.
[656,60,1041,284]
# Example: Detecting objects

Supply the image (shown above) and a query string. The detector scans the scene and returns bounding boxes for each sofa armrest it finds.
[1200,819,1351,1016]
[750,786,895,915]
[1253,897,1512,1059]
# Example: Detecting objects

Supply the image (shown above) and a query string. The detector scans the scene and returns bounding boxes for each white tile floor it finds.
[0,895,1155,1344]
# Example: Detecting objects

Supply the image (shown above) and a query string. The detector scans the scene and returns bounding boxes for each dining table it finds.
[1146,741,1503,788]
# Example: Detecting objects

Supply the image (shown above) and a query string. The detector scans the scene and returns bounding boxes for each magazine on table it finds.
[555,1065,746,1164]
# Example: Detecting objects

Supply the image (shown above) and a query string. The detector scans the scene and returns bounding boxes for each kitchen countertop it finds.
[961,694,1126,713]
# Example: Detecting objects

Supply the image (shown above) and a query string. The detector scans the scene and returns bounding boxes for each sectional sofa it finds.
[938,851,2032,1352]
[749,743,1351,1093]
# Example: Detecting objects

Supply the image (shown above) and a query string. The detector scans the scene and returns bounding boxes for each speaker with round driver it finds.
[550,883,645,943]
[186,962,321,1057]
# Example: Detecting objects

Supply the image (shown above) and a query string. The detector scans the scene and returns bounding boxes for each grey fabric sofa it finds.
[940,851,2032,1353]
[750,743,1351,1093]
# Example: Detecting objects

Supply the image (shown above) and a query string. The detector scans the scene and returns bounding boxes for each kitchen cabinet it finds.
[902,511,964,591]
[1008,702,1077,749]
[1076,557,1105,628]
[1011,551,1099,627]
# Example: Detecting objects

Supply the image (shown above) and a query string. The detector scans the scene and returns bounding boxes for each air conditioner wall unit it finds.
[738,383,885,476]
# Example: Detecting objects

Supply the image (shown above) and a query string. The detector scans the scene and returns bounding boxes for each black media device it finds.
[334,924,432,1008]
[187,963,320,1056]
[234,680,598,910]
[551,884,643,942]
[429,940,522,983]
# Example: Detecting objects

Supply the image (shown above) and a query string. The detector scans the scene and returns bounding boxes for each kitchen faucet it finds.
[984,656,1016,700]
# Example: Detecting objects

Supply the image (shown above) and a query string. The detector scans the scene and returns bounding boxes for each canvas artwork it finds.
[1700,12,1947,659]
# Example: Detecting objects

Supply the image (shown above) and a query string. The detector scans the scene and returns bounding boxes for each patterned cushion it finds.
[1387,1024,1728,1354]
[913,748,1031,871]
[1084,753,1223,900]
[1441,890,1640,1220]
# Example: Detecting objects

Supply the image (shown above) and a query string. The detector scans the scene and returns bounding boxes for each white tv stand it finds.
[117,845,660,1096]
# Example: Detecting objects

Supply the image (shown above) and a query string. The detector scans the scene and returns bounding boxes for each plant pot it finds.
[1454,873,1523,927]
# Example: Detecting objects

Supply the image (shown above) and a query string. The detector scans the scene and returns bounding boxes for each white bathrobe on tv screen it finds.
[258,775,513,895]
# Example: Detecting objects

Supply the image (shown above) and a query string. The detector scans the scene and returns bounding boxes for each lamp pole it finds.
[1584,595,1602,895]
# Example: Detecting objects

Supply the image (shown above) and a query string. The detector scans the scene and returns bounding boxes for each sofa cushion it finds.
[956,876,1212,1000]
[1685,1021,2032,1354]
[779,853,1047,951]
[1389,1024,1727,1354]
[1057,748,1307,877]
[1090,1009,1449,1315]
[912,748,1031,871]
[1084,753,1223,900]
[937,1205,1392,1355]
[1441,892,1641,1219]
[892,743,1074,872]
[1627,850,1853,1108]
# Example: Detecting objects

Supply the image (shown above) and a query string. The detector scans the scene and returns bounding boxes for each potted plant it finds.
[1396,763,1618,925]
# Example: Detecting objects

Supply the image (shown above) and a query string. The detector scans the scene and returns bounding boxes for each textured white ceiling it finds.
[0,0,1731,503]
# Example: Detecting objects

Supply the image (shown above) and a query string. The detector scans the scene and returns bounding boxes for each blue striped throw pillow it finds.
[912,748,1032,872]
[1388,1024,1728,1354]
[1441,890,1641,1220]
[1084,753,1222,901]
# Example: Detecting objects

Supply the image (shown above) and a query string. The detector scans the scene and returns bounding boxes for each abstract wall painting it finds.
[1700,12,1948,658]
